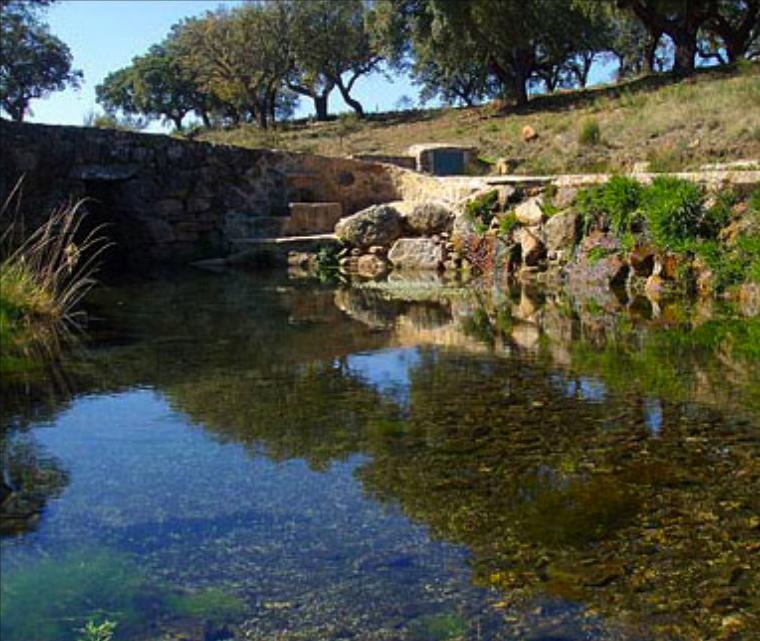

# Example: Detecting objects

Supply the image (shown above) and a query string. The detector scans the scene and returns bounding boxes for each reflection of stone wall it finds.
[0,121,403,269]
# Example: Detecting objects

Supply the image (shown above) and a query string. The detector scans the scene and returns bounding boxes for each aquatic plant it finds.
[0,549,147,641]
[76,618,117,641]
[165,587,246,625]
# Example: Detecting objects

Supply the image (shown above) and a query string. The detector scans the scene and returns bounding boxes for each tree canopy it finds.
[83,0,760,130]
[0,0,82,121]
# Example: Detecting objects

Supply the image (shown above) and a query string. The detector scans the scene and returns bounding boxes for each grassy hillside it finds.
[200,65,760,175]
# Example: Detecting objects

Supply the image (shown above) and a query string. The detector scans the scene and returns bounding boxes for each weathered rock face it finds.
[335,204,404,249]
[388,238,444,271]
[516,226,545,266]
[403,201,454,236]
[515,196,545,226]
[544,211,579,252]
[567,233,629,291]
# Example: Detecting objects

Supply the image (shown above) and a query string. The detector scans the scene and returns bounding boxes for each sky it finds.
[27,0,421,130]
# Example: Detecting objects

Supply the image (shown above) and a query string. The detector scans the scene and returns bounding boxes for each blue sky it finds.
[28,0,420,130]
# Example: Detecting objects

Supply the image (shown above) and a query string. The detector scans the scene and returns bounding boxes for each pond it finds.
[1,271,758,641]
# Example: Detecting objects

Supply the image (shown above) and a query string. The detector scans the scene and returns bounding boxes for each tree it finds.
[0,0,82,121]
[170,3,293,129]
[706,0,760,62]
[96,45,200,130]
[616,1,716,74]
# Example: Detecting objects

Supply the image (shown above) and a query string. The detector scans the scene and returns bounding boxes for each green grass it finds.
[0,186,109,374]
[578,118,601,146]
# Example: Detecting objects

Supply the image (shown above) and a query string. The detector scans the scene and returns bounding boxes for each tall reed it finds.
[1,179,111,371]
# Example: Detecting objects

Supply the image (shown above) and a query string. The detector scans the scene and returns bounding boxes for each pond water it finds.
[1,271,759,641]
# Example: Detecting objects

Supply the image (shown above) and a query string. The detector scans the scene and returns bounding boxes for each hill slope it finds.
[200,65,760,175]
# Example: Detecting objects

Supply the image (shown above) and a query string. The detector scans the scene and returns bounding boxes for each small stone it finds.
[522,125,538,142]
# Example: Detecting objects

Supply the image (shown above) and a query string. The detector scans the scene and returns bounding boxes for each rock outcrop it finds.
[388,238,444,271]
[335,204,404,249]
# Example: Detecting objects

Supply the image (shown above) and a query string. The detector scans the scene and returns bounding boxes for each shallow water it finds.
[1,271,758,641]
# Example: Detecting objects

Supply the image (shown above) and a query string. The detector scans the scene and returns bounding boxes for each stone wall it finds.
[0,120,402,270]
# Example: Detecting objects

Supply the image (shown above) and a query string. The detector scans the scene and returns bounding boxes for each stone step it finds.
[230,233,338,248]
[286,202,342,235]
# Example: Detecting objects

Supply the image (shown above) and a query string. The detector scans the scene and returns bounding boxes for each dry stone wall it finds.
[0,120,402,270]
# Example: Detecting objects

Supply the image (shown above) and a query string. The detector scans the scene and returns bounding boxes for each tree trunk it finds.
[513,67,529,106]
[336,79,364,117]
[172,115,184,131]
[314,93,329,121]
[200,111,211,128]
[672,31,697,75]
[644,32,661,74]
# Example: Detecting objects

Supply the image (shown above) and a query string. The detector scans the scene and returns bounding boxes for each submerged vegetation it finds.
[0,548,245,641]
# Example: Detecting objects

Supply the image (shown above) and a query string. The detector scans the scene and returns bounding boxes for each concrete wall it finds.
[0,120,402,269]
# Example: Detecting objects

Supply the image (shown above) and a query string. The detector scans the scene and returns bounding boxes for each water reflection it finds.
[1,271,758,640]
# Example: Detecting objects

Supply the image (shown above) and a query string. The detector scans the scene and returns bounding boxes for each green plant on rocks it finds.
[642,177,704,251]
[498,211,519,236]
[575,175,642,236]
[465,190,500,236]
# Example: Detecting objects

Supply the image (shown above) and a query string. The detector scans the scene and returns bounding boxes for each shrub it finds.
[576,176,642,236]
[642,177,704,250]
[578,118,601,146]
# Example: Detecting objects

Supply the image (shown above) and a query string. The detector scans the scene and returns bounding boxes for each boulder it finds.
[335,204,403,249]
[388,238,444,271]
[544,211,579,251]
[404,201,454,236]
[356,253,389,279]
[515,196,544,225]
[515,226,545,266]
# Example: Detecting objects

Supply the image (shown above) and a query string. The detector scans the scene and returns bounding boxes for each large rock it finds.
[388,238,444,271]
[515,196,545,225]
[404,201,454,235]
[544,211,579,251]
[356,253,389,279]
[515,226,545,266]
[335,204,403,249]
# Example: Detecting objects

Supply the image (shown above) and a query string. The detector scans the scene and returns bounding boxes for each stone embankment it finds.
[327,167,759,304]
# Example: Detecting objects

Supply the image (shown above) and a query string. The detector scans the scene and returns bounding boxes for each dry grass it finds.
[0,181,111,372]
[200,65,760,174]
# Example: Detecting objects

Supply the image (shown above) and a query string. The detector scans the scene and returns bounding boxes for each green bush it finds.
[642,177,704,250]
[578,118,601,146]
[576,176,642,236]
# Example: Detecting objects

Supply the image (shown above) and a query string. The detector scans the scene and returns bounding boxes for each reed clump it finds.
[0,181,110,372]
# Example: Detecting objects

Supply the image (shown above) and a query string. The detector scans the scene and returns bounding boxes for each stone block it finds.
[388,238,444,271]
[285,202,343,235]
